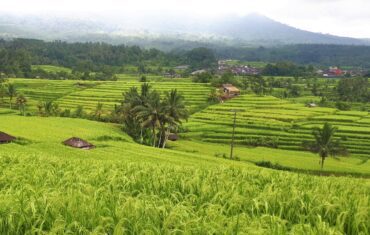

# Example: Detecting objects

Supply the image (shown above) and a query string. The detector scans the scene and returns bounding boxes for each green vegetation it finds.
[0,115,369,234]
[185,94,370,159]
[31,65,72,74]
[0,53,369,233]
[118,84,189,147]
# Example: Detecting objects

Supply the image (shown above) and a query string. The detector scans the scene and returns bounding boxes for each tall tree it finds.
[7,84,17,109]
[0,83,6,104]
[134,91,162,147]
[160,89,189,148]
[16,93,27,116]
[304,123,348,169]
[94,102,104,120]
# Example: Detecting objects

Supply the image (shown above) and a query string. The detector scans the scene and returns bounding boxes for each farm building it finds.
[0,132,16,144]
[168,133,179,141]
[306,103,317,108]
[221,84,240,97]
[191,69,207,75]
[63,137,95,150]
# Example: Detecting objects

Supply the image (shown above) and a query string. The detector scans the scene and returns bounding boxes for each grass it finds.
[0,114,369,234]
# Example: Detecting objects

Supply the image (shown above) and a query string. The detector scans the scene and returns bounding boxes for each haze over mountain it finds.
[0,12,369,48]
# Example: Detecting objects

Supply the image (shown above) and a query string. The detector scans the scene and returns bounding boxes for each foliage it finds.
[192,72,213,83]
[15,93,27,115]
[118,83,189,148]
[186,47,217,70]
[303,123,348,169]
[262,62,314,76]
[336,77,369,102]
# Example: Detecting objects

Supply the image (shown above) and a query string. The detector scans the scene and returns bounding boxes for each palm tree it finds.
[7,84,17,109]
[160,89,189,148]
[134,91,161,147]
[304,123,348,169]
[16,93,27,116]
[0,84,6,104]
[94,102,104,120]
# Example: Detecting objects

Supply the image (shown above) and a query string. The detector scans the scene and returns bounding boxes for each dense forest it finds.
[1,38,370,79]
[0,38,216,78]
[215,44,370,68]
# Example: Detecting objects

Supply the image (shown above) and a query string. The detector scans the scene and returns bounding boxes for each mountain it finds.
[0,12,369,47]
[209,14,368,45]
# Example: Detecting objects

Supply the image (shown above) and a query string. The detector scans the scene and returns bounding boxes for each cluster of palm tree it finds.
[117,83,189,148]
[0,82,28,115]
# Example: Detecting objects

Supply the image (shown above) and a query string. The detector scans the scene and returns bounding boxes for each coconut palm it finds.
[160,89,189,148]
[134,91,162,147]
[16,93,27,116]
[94,102,104,120]
[7,84,17,109]
[304,123,348,169]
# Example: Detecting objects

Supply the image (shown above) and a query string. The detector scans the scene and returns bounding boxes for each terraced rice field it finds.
[56,81,211,112]
[0,115,369,234]
[3,79,211,113]
[185,95,370,159]
[2,79,99,112]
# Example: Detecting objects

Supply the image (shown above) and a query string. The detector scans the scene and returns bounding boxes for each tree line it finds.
[0,38,217,79]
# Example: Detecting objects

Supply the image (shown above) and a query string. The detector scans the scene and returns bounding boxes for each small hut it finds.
[0,132,16,144]
[307,103,317,108]
[221,84,240,97]
[167,133,179,141]
[63,137,95,150]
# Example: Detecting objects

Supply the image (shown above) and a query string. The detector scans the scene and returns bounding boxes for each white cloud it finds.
[0,0,369,38]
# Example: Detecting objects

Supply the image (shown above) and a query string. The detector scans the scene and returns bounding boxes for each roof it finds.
[191,69,207,75]
[0,132,16,143]
[222,84,240,92]
[63,137,95,149]
[168,133,179,141]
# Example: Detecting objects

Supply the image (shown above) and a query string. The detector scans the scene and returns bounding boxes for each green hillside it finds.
[0,77,369,234]
[0,115,369,234]
[185,94,370,159]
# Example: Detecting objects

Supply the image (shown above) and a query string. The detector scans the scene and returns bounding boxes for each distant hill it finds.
[209,14,368,45]
[0,12,369,47]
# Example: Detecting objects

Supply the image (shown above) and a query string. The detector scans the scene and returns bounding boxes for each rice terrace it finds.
[1,1,370,234]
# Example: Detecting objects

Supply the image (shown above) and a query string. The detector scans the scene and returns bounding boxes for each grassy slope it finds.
[185,94,370,159]
[0,115,369,234]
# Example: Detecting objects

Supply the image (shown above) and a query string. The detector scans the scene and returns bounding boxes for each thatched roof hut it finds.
[221,84,240,97]
[63,137,95,150]
[168,133,179,141]
[0,132,16,144]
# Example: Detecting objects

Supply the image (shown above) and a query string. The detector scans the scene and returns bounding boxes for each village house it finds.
[191,69,207,76]
[221,84,240,98]
[174,65,189,70]
[323,66,344,77]
[218,60,260,75]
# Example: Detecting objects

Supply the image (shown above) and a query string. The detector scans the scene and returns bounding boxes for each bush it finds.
[335,101,351,111]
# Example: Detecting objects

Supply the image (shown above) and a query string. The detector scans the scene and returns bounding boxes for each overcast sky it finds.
[1,0,370,38]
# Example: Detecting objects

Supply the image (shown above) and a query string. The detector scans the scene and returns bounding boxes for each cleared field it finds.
[0,115,369,234]
[185,94,370,159]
